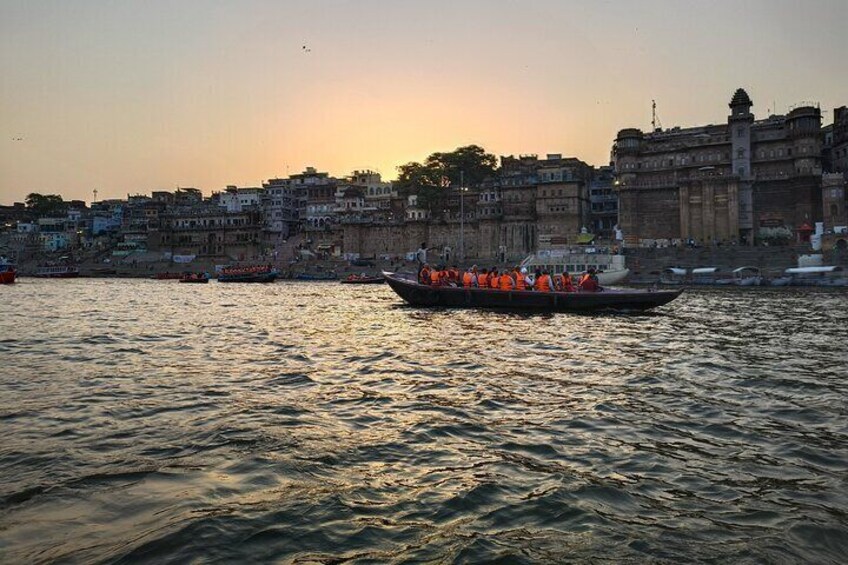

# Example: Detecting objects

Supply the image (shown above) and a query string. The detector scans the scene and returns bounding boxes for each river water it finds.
[1,279,846,563]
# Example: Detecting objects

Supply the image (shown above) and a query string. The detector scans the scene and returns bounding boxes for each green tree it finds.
[25,193,67,217]
[395,145,497,214]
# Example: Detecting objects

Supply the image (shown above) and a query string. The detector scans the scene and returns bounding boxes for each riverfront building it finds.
[614,88,824,246]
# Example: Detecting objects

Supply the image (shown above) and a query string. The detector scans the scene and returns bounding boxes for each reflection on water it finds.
[1,279,847,563]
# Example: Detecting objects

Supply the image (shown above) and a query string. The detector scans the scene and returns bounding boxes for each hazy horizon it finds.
[2,0,846,204]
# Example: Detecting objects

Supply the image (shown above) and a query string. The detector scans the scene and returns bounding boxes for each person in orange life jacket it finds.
[559,271,576,292]
[514,267,531,291]
[489,267,500,289]
[578,267,601,292]
[535,269,553,292]
[498,270,515,290]
[462,265,478,287]
[449,265,460,284]
[430,265,443,286]
[419,263,431,285]
[477,268,489,288]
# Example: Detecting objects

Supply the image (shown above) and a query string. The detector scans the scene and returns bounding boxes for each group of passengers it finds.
[223,264,273,275]
[417,264,601,292]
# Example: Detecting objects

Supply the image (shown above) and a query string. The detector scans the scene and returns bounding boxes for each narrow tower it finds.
[728,88,754,244]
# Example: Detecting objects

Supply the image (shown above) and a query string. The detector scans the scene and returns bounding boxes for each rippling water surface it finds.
[1,279,847,563]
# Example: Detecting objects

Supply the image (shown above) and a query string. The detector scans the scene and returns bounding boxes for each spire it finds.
[729,88,753,110]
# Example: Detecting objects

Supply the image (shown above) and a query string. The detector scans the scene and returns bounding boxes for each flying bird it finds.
[302,45,312,53]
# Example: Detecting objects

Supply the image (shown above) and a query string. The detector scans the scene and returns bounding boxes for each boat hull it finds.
[218,272,278,283]
[0,270,15,284]
[340,277,385,285]
[33,270,79,278]
[384,273,683,312]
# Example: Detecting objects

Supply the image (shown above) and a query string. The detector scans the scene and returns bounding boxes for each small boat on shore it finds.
[179,273,210,283]
[340,274,385,285]
[383,272,683,312]
[218,265,278,283]
[0,260,16,284]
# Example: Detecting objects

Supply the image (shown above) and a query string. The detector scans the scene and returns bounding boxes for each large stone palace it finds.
[613,88,827,245]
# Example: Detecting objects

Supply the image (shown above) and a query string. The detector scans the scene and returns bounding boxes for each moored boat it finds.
[383,272,683,312]
[153,272,184,280]
[731,266,764,286]
[0,260,16,284]
[520,247,629,286]
[34,265,80,278]
[772,266,847,287]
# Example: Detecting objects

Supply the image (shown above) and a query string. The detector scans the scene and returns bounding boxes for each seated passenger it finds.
[560,271,575,292]
[499,271,514,291]
[535,269,552,292]
[578,268,602,292]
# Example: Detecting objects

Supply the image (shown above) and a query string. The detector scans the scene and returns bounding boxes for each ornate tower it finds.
[728,88,754,244]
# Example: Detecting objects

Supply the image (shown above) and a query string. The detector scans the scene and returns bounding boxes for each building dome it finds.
[729,88,753,109]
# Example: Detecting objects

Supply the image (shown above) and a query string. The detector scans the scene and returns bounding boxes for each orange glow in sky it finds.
[1,0,846,203]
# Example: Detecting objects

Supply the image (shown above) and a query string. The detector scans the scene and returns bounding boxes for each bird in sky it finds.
[302,45,312,53]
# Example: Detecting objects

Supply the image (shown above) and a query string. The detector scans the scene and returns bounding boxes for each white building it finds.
[218,186,263,213]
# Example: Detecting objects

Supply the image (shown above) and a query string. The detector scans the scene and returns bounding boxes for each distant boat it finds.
[218,265,278,283]
[34,265,79,278]
[771,266,847,287]
[153,272,184,280]
[295,272,338,281]
[0,260,16,284]
[520,247,629,286]
[383,271,683,313]
[731,266,764,286]
[340,275,385,285]
[179,273,210,283]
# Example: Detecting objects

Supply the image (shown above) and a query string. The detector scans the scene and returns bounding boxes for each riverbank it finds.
[12,244,848,283]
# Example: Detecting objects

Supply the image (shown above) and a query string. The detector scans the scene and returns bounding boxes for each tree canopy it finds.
[394,145,497,213]
[25,193,67,217]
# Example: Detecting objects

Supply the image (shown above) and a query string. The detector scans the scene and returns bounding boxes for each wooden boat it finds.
[34,265,79,278]
[295,272,338,281]
[383,272,683,313]
[340,275,385,285]
[0,261,16,284]
[179,273,210,283]
[153,272,184,280]
[218,268,278,283]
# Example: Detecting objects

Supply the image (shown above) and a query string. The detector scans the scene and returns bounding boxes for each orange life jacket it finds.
[514,271,526,290]
[420,267,430,284]
[499,273,514,291]
[489,273,500,289]
[478,273,489,287]
[430,270,441,285]
[579,274,599,292]
[462,272,474,287]
[449,269,459,282]
[561,274,575,292]
[536,274,551,292]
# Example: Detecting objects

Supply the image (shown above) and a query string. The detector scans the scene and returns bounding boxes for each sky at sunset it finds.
[1,0,846,203]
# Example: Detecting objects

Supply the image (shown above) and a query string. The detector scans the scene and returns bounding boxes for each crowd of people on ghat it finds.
[417,264,602,292]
